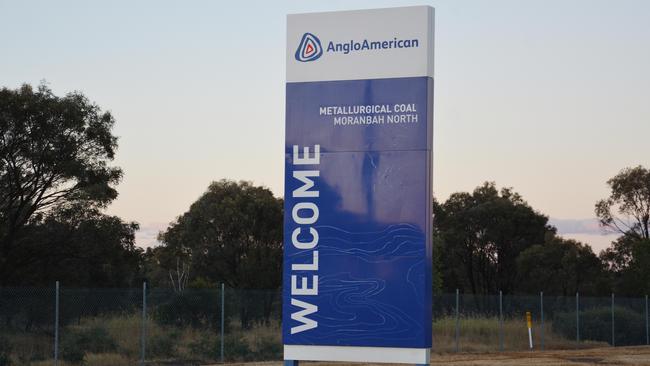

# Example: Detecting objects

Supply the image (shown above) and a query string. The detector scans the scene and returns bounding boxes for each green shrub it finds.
[187,333,252,362]
[60,342,86,364]
[187,334,220,361]
[154,292,220,329]
[224,334,252,361]
[81,326,118,353]
[148,330,179,358]
[253,336,282,361]
[61,326,118,364]
[553,306,644,346]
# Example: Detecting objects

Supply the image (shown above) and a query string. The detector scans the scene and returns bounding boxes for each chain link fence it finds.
[1,285,649,365]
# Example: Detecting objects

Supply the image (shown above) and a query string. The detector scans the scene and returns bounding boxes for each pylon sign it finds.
[283,6,434,364]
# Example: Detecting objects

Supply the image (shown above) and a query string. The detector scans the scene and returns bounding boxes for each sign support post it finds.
[283,6,435,365]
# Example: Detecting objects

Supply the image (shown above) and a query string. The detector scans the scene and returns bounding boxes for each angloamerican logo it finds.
[295,33,323,62]
[295,32,420,62]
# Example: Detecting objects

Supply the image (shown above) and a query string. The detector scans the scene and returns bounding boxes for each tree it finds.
[15,203,142,287]
[434,182,551,295]
[600,234,637,273]
[595,166,650,240]
[158,180,283,327]
[143,245,191,293]
[617,238,650,295]
[0,83,122,285]
[596,166,650,295]
[600,235,650,296]
[517,235,608,296]
[431,230,444,295]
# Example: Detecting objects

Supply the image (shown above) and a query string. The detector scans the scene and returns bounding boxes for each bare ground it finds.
[224,346,650,366]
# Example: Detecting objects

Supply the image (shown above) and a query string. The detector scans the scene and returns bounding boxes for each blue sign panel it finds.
[283,77,433,348]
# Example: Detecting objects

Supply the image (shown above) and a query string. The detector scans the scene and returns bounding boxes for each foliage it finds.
[147,330,179,358]
[596,167,650,295]
[186,333,220,360]
[60,326,118,363]
[223,334,254,361]
[253,336,282,360]
[517,235,608,296]
[153,291,220,329]
[0,83,123,286]
[600,233,637,272]
[15,204,142,287]
[595,165,650,239]
[60,343,86,364]
[602,237,650,295]
[187,333,253,362]
[431,231,444,294]
[553,306,645,346]
[431,314,595,352]
[158,180,283,327]
[434,182,551,295]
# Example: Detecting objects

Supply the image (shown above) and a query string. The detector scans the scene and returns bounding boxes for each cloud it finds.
[561,233,617,253]
[549,218,609,235]
[135,218,619,250]
[549,218,621,253]
[135,222,168,248]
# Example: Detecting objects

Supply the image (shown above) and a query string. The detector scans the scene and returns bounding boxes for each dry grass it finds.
[432,316,606,353]
[30,353,131,366]
[1,329,52,363]
[235,319,282,353]
[56,315,281,363]
[5,314,612,365]
[73,314,144,358]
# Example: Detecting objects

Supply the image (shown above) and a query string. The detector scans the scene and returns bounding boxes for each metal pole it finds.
[645,295,650,345]
[141,281,146,366]
[499,290,503,352]
[54,281,59,366]
[576,292,580,346]
[455,288,460,353]
[221,283,225,363]
[611,293,615,347]
[646,295,649,346]
[539,291,544,351]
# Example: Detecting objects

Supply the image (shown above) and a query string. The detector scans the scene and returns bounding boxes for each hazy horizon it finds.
[2,0,647,252]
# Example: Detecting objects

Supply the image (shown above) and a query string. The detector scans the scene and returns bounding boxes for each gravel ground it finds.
[220,346,650,366]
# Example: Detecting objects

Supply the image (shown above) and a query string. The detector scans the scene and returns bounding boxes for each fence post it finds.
[576,292,580,346]
[221,283,225,363]
[455,288,460,353]
[539,291,544,351]
[54,281,59,366]
[141,281,147,366]
[611,293,615,347]
[646,294,649,346]
[499,290,503,352]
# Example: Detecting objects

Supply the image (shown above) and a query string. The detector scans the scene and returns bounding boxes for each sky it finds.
[1,0,649,252]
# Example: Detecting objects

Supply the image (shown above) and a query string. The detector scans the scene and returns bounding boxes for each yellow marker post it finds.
[526,311,533,350]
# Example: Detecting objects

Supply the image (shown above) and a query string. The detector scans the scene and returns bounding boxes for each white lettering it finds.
[292,170,319,197]
[291,227,318,250]
[291,274,319,296]
[292,202,318,225]
[290,298,318,334]
[293,145,320,165]
[292,250,319,271]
